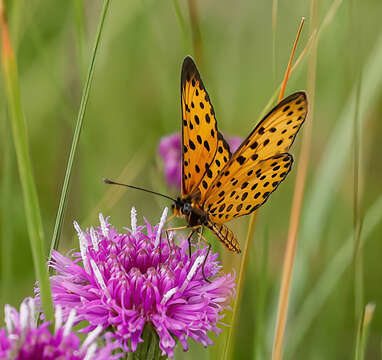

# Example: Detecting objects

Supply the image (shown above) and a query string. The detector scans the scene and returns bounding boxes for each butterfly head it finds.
[172,197,209,227]
[172,197,191,217]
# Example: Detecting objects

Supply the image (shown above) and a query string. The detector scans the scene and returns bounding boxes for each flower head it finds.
[0,297,118,360]
[158,132,242,189]
[46,208,236,358]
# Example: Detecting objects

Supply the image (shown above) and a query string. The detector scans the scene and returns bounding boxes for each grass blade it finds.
[271,15,310,360]
[72,0,88,79]
[252,226,269,360]
[272,0,278,86]
[351,0,364,326]
[291,28,382,308]
[171,0,190,52]
[223,214,258,360]
[49,0,112,258]
[0,1,53,322]
[187,0,203,66]
[355,303,375,360]
[1,110,13,307]
[286,195,382,357]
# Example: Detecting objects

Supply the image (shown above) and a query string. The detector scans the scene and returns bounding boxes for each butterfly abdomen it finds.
[208,222,241,253]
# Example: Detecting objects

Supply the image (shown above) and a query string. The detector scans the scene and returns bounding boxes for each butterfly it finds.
[172,56,308,253]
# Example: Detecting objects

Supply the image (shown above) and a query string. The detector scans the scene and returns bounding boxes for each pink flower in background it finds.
[158,132,243,189]
[158,133,182,188]
[45,209,236,358]
[0,298,118,360]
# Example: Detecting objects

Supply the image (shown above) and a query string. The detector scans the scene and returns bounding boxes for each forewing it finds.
[181,56,231,200]
[204,153,293,223]
[213,92,306,186]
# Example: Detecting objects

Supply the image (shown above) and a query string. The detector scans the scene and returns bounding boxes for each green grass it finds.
[1,0,382,359]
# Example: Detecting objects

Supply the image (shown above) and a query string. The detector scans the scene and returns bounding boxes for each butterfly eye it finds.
[182,203,192,215]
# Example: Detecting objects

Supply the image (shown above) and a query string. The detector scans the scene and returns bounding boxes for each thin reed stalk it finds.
[271,10,315,360]
[253,226,270,359]
[187,0,203,66]
[171,0,190,51]
[353,71,364,323]
[1,112,13,306]
[0,1,54,322]
[72,0,87,79]
[49,0,112,259]
[272,0,278,85]
[225,16,306,360]
[223,214,257,359]
[355,303,375,360]
[293,14,382,317]
[272,12,317,360]
[287,195,382,357]
[278,18,305,102]
[350,0,365,329]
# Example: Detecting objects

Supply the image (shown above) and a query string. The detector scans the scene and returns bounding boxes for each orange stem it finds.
[272,16,309,360]
[278,18,305,102]
[0,1,14,60]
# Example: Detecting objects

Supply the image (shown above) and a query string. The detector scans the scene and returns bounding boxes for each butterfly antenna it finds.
[104,178,177,202]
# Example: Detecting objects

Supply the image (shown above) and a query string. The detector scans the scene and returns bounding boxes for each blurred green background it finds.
[1,0,382,359]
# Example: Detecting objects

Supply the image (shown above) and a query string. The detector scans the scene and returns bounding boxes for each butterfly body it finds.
[173,196,208,227]
[175,56,307,253]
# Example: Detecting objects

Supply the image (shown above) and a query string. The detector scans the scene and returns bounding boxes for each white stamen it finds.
[84,343,98,360]
[155,207,168,246]
[54,305,63,334]
[90,227,99,251]
[27,298,35,328]
[90,259,111,299]
[20,300,29,330]
[74,221,90,274]
[99,213,108,237]
[131,207,137,235]
[82,324,103,349]
[63,308,76,337]
[161,287,178,305]
[180,254,205,293]
[4,305,13,333]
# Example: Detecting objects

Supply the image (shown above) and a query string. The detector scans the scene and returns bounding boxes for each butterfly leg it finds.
[165,225,189,233]
[165,225,189,251]
[165,225,196,255]
[186,226,203,257]
[201,243,212,283]
[162,230,175,263]
[166,225,202,257]
[186,229,196,257]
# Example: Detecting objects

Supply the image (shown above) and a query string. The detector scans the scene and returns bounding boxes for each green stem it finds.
[171,0,189,51]
[224,214,257,359]
[49,0,112,259]
[72,0,87,79]
[133,324,167,360]
[1,109,13,307]
[253,226,269,359]
[1,3,54,322]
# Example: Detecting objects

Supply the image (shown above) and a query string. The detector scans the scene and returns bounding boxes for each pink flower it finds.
[158,132,242,189]
[45,208,236,358]
[0,298,119,360]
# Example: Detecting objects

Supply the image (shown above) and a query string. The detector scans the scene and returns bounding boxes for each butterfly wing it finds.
[181,56,231,201]
[203,92,307,222]
[205,153,293,222]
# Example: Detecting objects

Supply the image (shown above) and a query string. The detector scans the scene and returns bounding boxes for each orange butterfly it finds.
[172,56,307,253]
